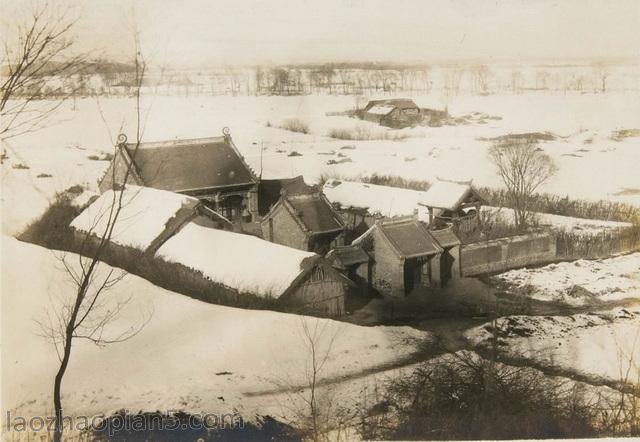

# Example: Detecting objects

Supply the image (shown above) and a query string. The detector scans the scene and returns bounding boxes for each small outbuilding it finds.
[419,179,485,234]
[261,189,346,255]
[353,216,445,297]
[156,222,352,316]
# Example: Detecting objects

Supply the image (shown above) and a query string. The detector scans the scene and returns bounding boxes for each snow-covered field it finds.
[1,236,431,421]
[2,90,640,436]
[2,91,640,236]
[466,308,640,384]
[495,252,640,305]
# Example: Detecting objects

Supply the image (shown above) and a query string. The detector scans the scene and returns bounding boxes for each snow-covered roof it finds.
[421,180,475,211]
[322,179,430,222]
[70,185,197,251]
[156,223,317,298]
[365,105,395,115]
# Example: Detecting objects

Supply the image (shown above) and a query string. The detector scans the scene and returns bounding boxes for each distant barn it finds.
[361,99,421,128]
[98,131,259,222]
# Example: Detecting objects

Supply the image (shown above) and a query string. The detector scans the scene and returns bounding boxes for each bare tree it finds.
[488,139,558,228]
[1,2,86,139]
[272,317,346,441]
[35,33,151,442]
[300,317,336,441]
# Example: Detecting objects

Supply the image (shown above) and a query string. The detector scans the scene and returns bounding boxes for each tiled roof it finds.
[429,227,461,248]
[125,136,256,192]
[327,244,370,269]
[285,193,345,234]
[378,218,442,258]
[364,99,418,111]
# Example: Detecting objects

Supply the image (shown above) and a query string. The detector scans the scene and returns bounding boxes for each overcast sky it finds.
[5,0,640,67]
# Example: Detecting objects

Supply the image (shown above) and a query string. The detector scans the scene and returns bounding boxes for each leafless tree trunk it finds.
[272,317,343,441]
[35,34,151,442]
[488,139,558,229]
[1,3,86,139]
[298,317,348,441]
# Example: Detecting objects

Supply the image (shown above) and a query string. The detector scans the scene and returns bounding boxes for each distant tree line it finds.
[3,60,634,100]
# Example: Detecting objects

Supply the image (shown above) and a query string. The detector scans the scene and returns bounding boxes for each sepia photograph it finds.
[1,0,639,440]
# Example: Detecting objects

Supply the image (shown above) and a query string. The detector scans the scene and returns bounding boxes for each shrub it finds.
[278,118,310,134]
[556,225,640,259]
[611,128,640,142]
[327,125,412,141]
[12,163,29,169]
[88,152,114,161]
[459,209,529,243]
[478,187,640,224]
[18,189,84,248]
[362,173,431,191]
[486,131,558,142]
[359,351,629,440]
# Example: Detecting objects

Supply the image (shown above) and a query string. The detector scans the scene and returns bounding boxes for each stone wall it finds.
[460,232,556,276]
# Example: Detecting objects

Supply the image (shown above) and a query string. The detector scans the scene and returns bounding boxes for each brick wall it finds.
[261,203,309,251]
[370,227,405,297]
[460,232,556,276]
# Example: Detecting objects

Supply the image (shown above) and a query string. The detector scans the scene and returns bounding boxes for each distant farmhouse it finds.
[99,130,259,222]
[261,187,346,255]
[361,99,422,128]
[360,98,449,128]
[72,185,351,316]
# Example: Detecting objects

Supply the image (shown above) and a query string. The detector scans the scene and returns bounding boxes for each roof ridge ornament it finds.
[222,127,231,137]
[116,133,128,145]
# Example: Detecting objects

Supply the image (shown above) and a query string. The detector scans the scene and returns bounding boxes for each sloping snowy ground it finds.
[1,138,108,236]
[494,252,640,305]
[2,91,639,238]
[1,236,432,422]
[465,308,640,384]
